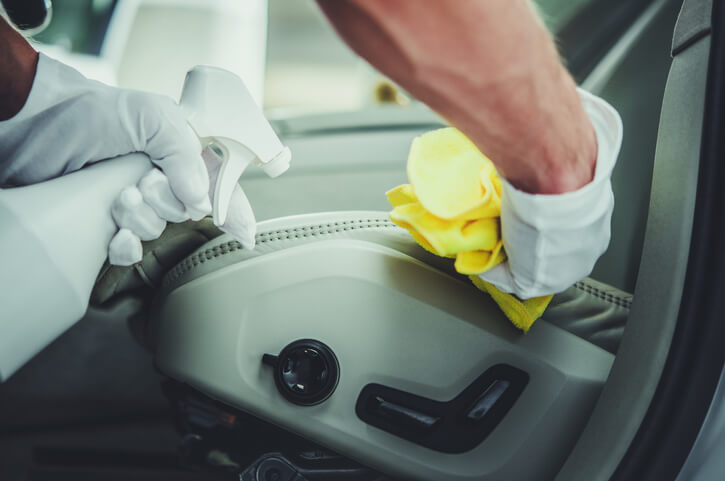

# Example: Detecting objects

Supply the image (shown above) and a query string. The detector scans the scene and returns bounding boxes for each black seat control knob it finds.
[262,339,340,406]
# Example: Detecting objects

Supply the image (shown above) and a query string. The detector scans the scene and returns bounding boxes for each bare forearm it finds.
[317,0,597,194]
[0,16,38,120]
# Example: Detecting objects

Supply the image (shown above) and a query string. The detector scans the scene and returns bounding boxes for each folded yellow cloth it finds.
[387,127,552,332]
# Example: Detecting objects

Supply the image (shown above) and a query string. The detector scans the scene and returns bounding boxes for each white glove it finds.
[0,53,256,266]
[0,53,210,217]
[109,147,257,265]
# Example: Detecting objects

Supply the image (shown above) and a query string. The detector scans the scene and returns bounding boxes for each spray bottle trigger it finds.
[211,141,257,227]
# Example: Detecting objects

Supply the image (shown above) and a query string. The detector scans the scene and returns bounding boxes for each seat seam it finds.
[163,217,635,314]
[573,280,633,309]
[163,217,395,287]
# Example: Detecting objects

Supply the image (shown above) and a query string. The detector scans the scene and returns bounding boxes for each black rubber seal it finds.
[611,2,725,480]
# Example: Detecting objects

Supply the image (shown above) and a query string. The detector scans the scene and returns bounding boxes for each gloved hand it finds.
[0,53,256,266]
[0,54,209,209]
[109,147,256,265]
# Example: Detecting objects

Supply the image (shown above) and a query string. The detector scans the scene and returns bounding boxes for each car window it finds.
[534,0,593,31]
[31,0,117,55]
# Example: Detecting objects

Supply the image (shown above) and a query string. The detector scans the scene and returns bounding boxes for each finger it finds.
[112,185,167,241]
[137,168,190,223]
[212,151,246,226]
[143,97,211,218]
[161,147,212,221]
[201,144,223,205]
[219,183,256,250]
[108,228,143,266]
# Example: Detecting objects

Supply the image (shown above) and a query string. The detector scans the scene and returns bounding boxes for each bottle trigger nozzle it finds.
[179,65,291,227]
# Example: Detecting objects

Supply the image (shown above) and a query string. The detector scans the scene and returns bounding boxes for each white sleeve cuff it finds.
[479,88,623,298]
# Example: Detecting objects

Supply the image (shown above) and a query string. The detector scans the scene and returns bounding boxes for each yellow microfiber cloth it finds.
[386,127,553,332]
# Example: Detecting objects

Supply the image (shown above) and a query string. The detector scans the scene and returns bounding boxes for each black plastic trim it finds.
[611,2,725,480]
[355,364,528,454]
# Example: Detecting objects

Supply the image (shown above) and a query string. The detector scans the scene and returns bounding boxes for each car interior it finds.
[0,0,715,479]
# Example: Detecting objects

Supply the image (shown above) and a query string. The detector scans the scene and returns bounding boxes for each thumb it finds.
[202,146,256,249]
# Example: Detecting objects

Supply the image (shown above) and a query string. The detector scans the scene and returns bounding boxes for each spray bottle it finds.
[0,66,290,381]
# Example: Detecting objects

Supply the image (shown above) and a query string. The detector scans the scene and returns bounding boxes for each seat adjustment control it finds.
[262,339,340,406]
[355,364,528,453]
[370,396,440,431]
[466,379,511,421]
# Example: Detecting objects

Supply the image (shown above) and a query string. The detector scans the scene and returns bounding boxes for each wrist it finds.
[509,70,598,194]
[407,9,597,195]
[461,64,598,195]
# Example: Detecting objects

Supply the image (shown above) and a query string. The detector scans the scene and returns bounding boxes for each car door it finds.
[557,0,725,480]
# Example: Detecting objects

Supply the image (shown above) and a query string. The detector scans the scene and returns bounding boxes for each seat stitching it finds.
[163,217,395,286]
[573,280,632,309]
[163,217,635,313]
